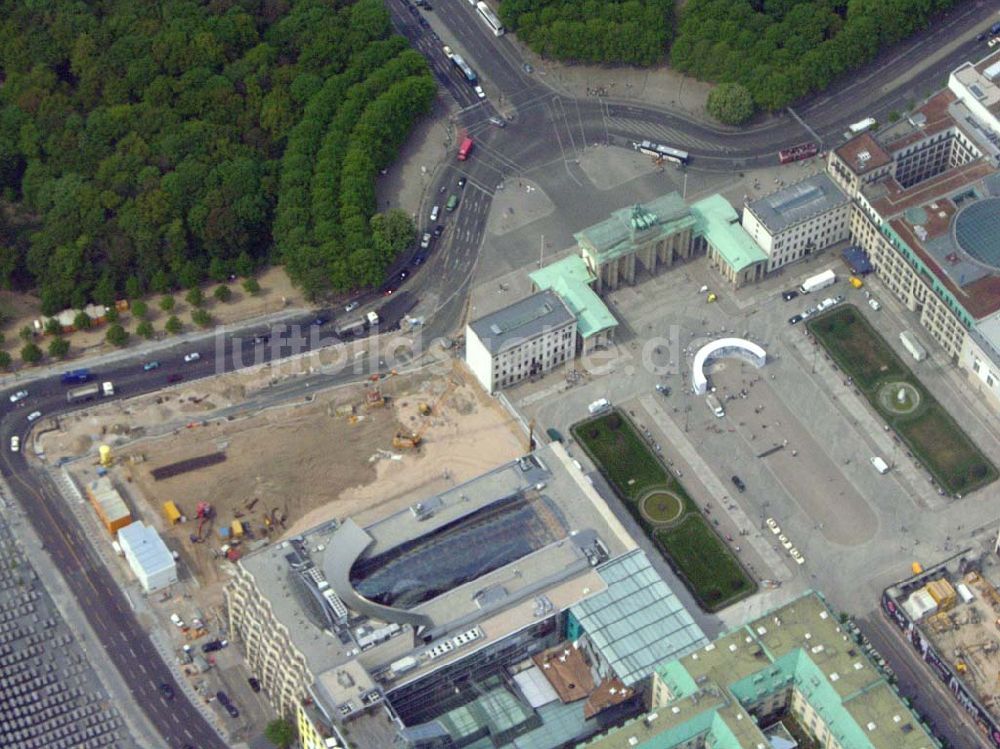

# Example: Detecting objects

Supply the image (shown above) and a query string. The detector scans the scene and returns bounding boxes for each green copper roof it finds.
[691,194,768,272]
[574,193,697,264]
[529,256,617,340]
[580,591,939,749]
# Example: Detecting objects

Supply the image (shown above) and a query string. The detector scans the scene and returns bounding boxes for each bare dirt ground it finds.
[0,266,301,369]
[43,360,526,614]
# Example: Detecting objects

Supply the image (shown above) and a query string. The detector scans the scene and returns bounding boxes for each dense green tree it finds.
[44,317,62,336]
[165,315,182,334]
[131,300,148,320]
[185,287,204,308]
[264,719,296,749]
[48,336,70,359]
[706,83,755,125]
[20,342,41,364]
[0,351,12,370]
[159,295,175,312]
[105,323,128,347]
[213,284,232,303]
[242,277,260,295]
[191,308,212,327]
[73,311,92,330]
[136,319,155,339]
[18,325,32,343]
[104,306,119,323]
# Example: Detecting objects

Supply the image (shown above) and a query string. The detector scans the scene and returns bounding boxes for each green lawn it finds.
[655,516,755,609]
[808,306,996,495]
[573,409,755,611]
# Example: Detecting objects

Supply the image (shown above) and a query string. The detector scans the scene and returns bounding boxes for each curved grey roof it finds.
[323,518,433,630]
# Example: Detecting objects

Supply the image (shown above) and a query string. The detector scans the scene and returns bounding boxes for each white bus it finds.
[476,1,505,36]
[633,140,689,166]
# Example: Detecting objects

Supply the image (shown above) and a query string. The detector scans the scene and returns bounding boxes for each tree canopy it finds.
[0,0,433,309]
[499,0,674,65]
[671,0,963,112]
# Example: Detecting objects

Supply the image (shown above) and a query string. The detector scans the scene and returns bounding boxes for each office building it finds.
[741,173,851,272]
[826,54,1000,410]
[581,591,939,749]
[465,289,577,394]
[226,444,707,749]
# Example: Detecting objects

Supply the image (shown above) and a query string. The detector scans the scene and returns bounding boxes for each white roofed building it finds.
[117,522,177,593]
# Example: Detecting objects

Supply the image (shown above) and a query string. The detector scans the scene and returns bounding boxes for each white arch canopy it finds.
[692,337,767,394]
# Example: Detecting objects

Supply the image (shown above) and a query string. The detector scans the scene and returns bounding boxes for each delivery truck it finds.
[899,331,927,361]
[799,269,836,294]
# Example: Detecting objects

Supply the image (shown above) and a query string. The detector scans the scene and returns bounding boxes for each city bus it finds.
[633,140,689,166]
[476,1,505,36]
[457,137,474,161]
[451,54,478,84]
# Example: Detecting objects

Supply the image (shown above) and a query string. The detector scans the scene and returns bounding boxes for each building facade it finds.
[581,592,939,749]
[827,66,1000,411]
[741,173,851,272]
[465,289,577,394]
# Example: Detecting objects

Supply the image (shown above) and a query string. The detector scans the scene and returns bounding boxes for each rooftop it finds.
[467,289,575,355]
[691,194,768,272]
[745,173,849,234]
[834,132,893,176]
[581,591,938,749]
[86,476,131,525]
[117,521,175,575]
[575,193,697,264]
[237,442,641,717]
[529,255,618,340]
[569,548,708,686]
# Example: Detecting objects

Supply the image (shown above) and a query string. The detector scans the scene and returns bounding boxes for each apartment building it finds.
[741,173,851,272]
[581,591,939,749]
[465,289,577,394]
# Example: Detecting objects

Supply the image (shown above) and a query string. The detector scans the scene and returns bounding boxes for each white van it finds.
[870,456,890,474]
[430,205,440,222]
[587,398,611,415]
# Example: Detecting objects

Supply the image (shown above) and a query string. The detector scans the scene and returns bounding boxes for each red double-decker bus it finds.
[778,142,818,164]
[457,137,474,161]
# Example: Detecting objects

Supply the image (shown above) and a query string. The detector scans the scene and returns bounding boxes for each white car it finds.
[766,517,780,534]
[420,232,431,249]
[26,411,41,423]
[183,352,201,363]
[10,436,19,452]
[9,390,27,403]
[990,36,1000,48]
[474,85,486,99]
[794,555,806,566]
[344,301,359,313]
[170,613,185,628]
[429,205,439,222]
[868,298,881,311]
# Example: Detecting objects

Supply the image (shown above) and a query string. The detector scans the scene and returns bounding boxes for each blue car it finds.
[143,361,160,371]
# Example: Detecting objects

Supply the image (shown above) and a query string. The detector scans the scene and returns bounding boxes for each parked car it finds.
[169,613,185,628]
[457,176,467,188]
[412,252,428,267]
[731,475,746,493]
[9,390,27,403]
[420,232,432,249]
[868,298,881,311]
[787,314,803,325]
[474,84,486,99]
[142,361,160,371]
[345,301,359,313]
[159,683,175,700]
[248,677,261,693]
[26,411,41,423]
[430,205,440,222]
[253,334,269,345]
[655,383,671,396]
[202,639,228,653]
[183,352,200,363]
[167,373,183,383]
[781,289,799,301]
[545,427,564,443]
[216,691,239,718]
[9,436,19,453]
[312,316,328,327]
[488,116,506,128]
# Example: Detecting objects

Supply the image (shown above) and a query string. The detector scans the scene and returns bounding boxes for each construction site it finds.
[40,360,528,617]
[884,554,1000,738]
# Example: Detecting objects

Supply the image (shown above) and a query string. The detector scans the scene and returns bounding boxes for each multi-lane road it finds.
[3,2,1000,746]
